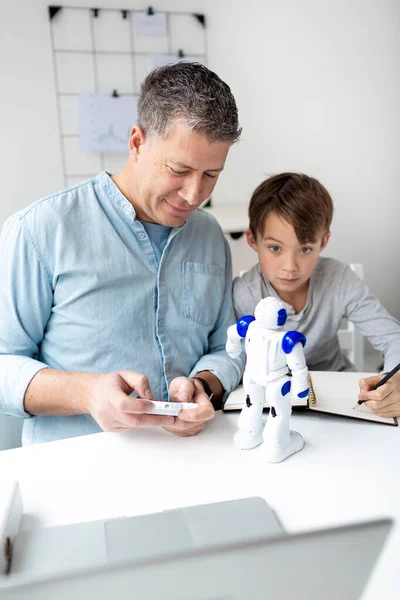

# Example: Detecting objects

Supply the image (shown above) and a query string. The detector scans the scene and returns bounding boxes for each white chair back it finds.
[337,263,364,371]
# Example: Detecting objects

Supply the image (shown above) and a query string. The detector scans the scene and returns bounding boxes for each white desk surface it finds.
[0,411,399,599]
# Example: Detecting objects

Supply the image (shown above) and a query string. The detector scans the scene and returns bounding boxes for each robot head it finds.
[254,297,287,330]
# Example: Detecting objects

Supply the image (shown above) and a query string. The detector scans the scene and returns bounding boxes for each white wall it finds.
[0,0,205,218]
[0,0,399,318]
[208,0,400,319]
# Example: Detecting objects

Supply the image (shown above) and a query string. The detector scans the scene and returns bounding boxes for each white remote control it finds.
[149,401,199,416]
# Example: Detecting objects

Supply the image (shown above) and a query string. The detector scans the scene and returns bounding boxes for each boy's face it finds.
[247,213,330,299]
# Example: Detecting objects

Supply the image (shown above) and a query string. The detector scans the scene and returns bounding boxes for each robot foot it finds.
[262,430,305,463]
[233,428,264,450]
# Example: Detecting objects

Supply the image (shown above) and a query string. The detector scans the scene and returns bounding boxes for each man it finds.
[0,62,244,445]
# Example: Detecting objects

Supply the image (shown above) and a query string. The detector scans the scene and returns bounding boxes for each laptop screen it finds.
[1,517,392,600]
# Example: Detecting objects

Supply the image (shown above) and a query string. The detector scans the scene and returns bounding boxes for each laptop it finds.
[0,484,392,600]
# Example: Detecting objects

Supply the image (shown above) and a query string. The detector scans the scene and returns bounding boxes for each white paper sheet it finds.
[309,371,396,425]
[79,93,138,154]
[133,11,167,37]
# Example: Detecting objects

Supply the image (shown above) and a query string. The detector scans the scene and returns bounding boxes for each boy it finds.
[233,173,400,417]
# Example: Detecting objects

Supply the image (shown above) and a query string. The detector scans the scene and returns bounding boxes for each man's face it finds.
[126,122,230,227]
[247,213,330,299]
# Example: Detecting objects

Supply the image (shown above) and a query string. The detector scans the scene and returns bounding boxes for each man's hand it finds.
[87,370,176,431]
[162,376,215,437]
[358,373,400,418]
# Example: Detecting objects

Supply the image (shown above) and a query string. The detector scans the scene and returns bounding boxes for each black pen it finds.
[353,361,400,409]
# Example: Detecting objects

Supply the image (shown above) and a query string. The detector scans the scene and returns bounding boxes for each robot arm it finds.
[226,315,255,359]
[282,332,309,400]
[226,324,242,358]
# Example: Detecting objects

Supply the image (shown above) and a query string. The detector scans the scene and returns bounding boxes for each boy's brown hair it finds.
[248,173,334,243]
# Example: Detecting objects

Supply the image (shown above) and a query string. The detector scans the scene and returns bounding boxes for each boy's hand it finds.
[358,373,400,418]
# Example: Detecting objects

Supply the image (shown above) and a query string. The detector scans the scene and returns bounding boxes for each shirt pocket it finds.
[182,261,225,328]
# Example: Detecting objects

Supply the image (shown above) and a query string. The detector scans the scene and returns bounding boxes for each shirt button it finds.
[138,232,145,239]
[158,319,162,326]
[165,364,170,373]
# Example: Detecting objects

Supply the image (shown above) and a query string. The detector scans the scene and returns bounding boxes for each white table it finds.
[0,411,399,599]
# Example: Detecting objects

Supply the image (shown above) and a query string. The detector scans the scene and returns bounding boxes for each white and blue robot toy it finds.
[226,296,309,463]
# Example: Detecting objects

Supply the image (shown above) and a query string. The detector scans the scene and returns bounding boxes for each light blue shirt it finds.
[0,172,243,445]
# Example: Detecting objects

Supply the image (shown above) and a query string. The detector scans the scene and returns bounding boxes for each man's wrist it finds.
[191,371,224,411]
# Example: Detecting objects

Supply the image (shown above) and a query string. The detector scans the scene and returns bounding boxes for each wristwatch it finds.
[191,375,215,408]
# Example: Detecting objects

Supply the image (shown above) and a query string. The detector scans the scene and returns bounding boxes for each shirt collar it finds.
[95,171,187,232]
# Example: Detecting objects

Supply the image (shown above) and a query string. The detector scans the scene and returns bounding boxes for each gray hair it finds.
[137,62,242,144]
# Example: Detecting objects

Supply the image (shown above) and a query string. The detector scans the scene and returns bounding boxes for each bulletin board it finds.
[48,5,207,187]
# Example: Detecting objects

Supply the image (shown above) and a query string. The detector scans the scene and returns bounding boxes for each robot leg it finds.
[233,379,265,450]
[262,376,304,463]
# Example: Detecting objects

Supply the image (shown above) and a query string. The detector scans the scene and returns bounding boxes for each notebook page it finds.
[223,384,308,411]
[308,371,397,425]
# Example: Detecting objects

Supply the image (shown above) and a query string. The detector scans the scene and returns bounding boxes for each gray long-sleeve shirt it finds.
[233,257,400,372]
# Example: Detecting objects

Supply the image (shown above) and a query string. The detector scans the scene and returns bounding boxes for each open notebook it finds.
[223,371,398,426]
